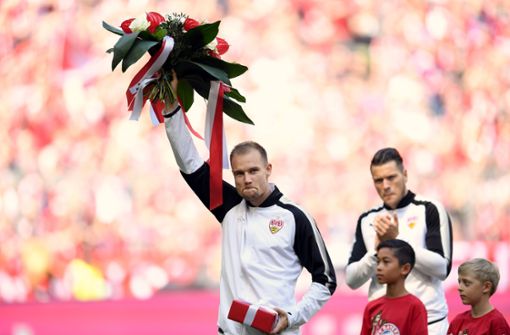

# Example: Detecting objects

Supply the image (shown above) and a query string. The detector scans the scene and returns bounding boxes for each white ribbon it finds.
[128,35,175,123]
[204,80,229,169]
[242,304,259,326]
[148,101,161,126]
[129,77,158,121]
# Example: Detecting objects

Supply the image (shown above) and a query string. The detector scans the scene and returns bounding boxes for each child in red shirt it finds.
[360,239,428,335]
[448,258,510,335]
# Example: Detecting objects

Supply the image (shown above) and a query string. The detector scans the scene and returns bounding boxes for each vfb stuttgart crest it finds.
[407,215,418,229]
[269,218,284,234]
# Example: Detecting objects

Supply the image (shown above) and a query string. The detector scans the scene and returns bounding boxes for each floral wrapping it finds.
[103,12,252,124]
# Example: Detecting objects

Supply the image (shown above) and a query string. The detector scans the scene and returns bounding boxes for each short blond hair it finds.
[230,141,268,165]
[458,258,500,296]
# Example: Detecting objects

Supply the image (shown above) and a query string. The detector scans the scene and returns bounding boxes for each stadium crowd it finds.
[0,0,509,302]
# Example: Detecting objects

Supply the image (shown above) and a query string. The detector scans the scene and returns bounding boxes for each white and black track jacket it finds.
[345,191,453,324]
[164,111,336,335]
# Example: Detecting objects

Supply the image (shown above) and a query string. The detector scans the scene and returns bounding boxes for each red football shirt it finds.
[447,308,510,335]
[360,294,428,335]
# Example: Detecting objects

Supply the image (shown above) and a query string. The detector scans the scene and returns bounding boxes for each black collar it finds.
[383,190,415,210]
[247,186,283,207]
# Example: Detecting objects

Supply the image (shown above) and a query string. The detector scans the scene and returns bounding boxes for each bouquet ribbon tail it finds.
[177,97,204,140]
[150,100,166,124]
[205,81,230,210]
[126,35,175,123]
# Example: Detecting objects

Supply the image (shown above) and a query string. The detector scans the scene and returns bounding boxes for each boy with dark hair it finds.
[360,239,428,335]
[448,258,510,335]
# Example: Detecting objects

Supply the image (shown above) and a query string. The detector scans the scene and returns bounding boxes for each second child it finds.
[360,239,428,335]
[448,258,510,335]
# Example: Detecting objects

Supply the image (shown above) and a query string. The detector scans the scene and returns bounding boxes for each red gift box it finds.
[227,299,279,333]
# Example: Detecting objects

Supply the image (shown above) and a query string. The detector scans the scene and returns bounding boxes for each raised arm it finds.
[163,108,241,221]
[163,105,204,174]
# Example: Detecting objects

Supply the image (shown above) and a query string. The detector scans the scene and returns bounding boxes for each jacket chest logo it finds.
[269,218,284,234]
[407,215,418,229]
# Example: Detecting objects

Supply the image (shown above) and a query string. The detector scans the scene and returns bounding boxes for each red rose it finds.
[216,37,229,55]
[120,12,164,34]
[120,18,135,33]
[146,12,165,33]
[184,18,200,31]
[208,51,221,58]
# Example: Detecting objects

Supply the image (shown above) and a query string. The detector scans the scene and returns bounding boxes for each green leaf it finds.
[174,61,228,86]
[223,96,253,124]
[138,30,162,41]
[193,57,248,78]
[177,80,194,112]
[183,21,220,51]
[121,40,159,72]
[152,27,168,41]
[178,74,252,124]
[112,32,139,71]
[225,87,246,103]
[185,60,231,85]
[180,74,210,99]
[103,21,124,36]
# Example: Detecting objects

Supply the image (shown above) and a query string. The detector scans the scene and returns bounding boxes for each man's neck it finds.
[248,184,275,207]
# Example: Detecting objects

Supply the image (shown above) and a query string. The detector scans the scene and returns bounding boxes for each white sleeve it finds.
[164,110,204,174]
[411,198,452,280]
[345,251,377,289]
[286,282,332,329]
[413,247,448,280]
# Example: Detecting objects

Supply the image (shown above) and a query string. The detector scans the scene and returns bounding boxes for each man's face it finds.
[231,149,272,206]
[457,271,490,306]
[371,161,408,209]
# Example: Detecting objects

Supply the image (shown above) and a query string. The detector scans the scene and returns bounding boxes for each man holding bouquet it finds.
[162,80,336,335]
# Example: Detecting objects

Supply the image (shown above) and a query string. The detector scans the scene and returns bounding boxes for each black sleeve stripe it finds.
[347,216,368,265]
[445,215,453,276]
[278,198,337,295]
[432,199,453,276]
[181,163,242,222]
[415,198,453,276]
[424,203,445,256]
[347,207,382,265]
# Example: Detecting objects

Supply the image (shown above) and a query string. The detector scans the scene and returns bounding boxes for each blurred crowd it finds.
[1,0,509,302]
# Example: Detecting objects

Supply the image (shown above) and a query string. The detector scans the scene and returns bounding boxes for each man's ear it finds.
[266,163,272,177]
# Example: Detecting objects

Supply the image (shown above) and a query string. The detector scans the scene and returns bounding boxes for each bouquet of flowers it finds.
[103,12,252,125]
[103,12,251,210]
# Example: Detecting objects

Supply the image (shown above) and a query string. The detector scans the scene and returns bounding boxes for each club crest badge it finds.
[371,312,400,335]
[407,216,418,229]
[375,322,400,334]
[269,218,284,234]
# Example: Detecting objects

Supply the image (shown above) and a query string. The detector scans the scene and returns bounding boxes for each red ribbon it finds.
[208,83,229,209]
[150,100,165,123]
[177,97,204,140]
